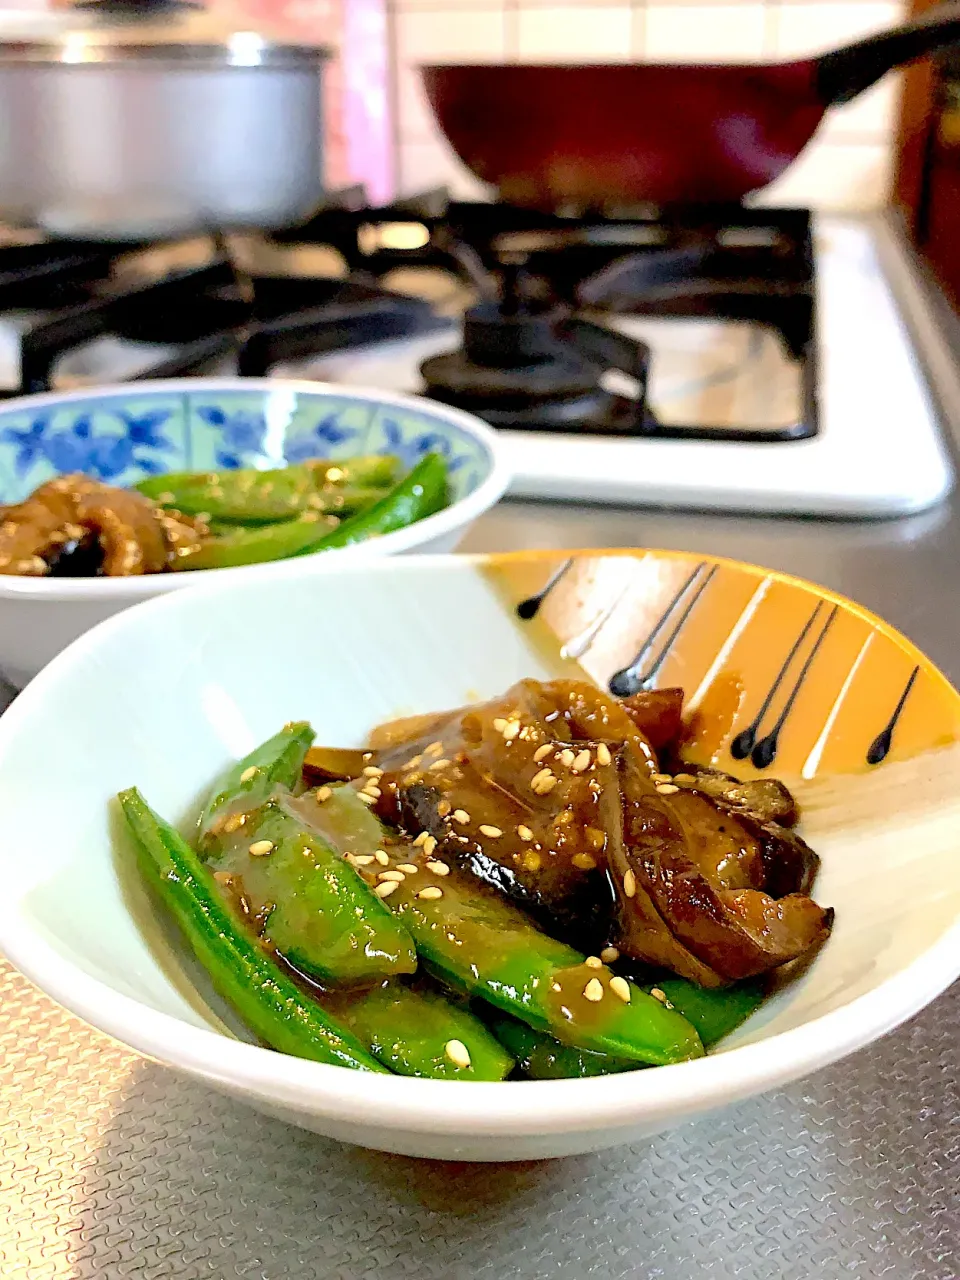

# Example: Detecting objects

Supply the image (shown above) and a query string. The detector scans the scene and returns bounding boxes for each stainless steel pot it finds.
[0,0,330,240]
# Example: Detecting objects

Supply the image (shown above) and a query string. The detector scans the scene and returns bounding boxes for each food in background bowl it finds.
[0,378,507,686]
[0,453,448,576]
[118,679,832,1081]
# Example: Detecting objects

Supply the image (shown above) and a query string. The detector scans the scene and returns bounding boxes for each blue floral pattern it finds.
[0,386,491,507]
[1,408,175,483]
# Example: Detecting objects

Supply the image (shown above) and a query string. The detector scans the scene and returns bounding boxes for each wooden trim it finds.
[894,0,942,235]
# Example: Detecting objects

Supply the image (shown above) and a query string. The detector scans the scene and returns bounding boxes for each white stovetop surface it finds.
[293,218,954,518]
[0,216,951,517]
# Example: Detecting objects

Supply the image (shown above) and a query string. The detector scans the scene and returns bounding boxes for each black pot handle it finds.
[816,2,960,106]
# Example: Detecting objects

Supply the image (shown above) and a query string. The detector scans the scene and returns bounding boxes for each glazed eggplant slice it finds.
[370,680,632,945]
[611,743,832,986]
[619,687,685,752]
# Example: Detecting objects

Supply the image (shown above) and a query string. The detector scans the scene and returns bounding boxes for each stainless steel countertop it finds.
[2,218,960,1278]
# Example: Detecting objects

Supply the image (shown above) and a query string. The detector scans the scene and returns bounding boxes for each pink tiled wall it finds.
[390,0,906,209]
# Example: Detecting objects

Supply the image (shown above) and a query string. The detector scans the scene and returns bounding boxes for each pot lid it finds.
[0,0,331,67]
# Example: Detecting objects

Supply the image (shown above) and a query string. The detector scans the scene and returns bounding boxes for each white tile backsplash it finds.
[516,5,633,59]
[395,5,507,61]
[771,2,901,54]
[388,0,906,210]
[644,5,767,61]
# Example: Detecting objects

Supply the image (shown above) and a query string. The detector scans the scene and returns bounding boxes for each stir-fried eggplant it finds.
[362,678,832,987]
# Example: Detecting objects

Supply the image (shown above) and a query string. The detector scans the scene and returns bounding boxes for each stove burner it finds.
[0,193,819,442]
[420,300,651,434]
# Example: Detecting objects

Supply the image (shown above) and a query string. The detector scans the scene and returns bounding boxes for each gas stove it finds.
[0,192,950,516]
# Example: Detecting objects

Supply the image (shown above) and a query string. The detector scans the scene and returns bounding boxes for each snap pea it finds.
[209,793,418,985]
[137,456,400,522]
[197,721,315,850]
[309,789,704,1068]
[117,787,384,1073]
[650,976,765,1046]
[171,453,449,571]
[292,451,449,553]
[488,1013,635,1080]
[197,725,417,984]
[326,981,514,1080]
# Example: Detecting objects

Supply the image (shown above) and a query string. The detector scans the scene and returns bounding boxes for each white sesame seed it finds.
[478,824,503,838]
[502,719,521,741]
[248,839,274,857]
[352,855,375,866]
[596,742,612,767]
[405,754,423,770]
[600,946,620,963]
[240,766,258,783]
[673,773,696,784]
[531,767,554,791]
[362,785,382,799]
[492,718,507,732]
[437,799,452,817]
[583,978,604,1003]
[533,744,553,762]
[374,880,399,898]
[652,773,673,784]
[315,786,332,803]
[453,809,470,824]
[610,976,632,1003]
[223,812,246,833]
[533,772,558,795]
[551,981,562,992]
[572,853,597,871]
[362,765,382,777]
[517,825,535,841]
[426,860,450,876]
[656,783,679,796]
[374,849,390,866]
[650,987,668,1003]
[378,869,405,882]
[584,955,603,969]
[425,741,444,756]
[427,758,450,772]
[444,1038,471,1068]
[396,863,419,874]
[419,835,436,858]
[558,749,576,768]
[623,868,637,898]
[571,749,592,774]
[413,832,429,847]
[357,792,376,805]
[418,886,444,900]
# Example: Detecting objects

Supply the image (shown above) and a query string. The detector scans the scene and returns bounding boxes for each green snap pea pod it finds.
[310,789,704,1067]
[649,977,765,1047]
[197,721,315,850]
[210,793,418,984]
[294,451,449,553]
[206,487,389,527]
[117,788,384,1072]
[137,456,400,520]
[488,1013,635,1080]
[325,981,514,1080]
[172,453,449,571]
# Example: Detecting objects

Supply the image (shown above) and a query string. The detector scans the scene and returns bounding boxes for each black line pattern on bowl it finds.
[608,562,714,697]
[750,604,839,770]
[866,665,920,765]
[515,557,574,620]
[730,600,825,761]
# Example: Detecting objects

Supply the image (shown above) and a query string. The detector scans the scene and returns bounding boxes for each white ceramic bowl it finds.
[0,378,508,687]
[1,549,959,1161]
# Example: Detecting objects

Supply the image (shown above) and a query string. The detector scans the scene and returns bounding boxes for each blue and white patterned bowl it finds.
[0,379,509,687]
